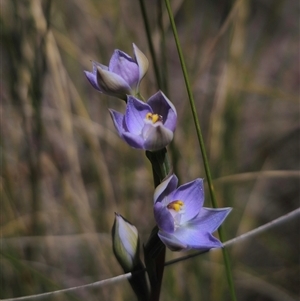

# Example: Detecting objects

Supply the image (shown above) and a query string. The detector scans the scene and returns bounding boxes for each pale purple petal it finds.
[154,174,178,205]
[158,231,187,251]
[163,110,177,132]
[133,43,149,84]
[147,91,177,131]
[143,124,174,151]
[172,179,204,223]
[109,109,126,136]
[125,96,152,135]
[110,110,145,149]
[96,67,132,97]
[84,71,101,91]
[122,131,145,149]
[109,50,134,70]
[171,227,223,250]
[188,207,232,233]
[108,50,139,90]
[154,202,175,233]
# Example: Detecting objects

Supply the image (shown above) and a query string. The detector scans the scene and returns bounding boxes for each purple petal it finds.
[109,109,144,149]
[147,91,177,131]
[84,71,101,91]
[108,50,139,90]
[172,179,204,223]
[142,123,174,151]
[154,202,175,233]
[188,207,232,233]
[109,50,135,69]
[154,174,178,205]
[158,231,187,251]
[171,227,223,251]
[122,131,145,149]
[163,108,177,132]
[125,96,152,135]
[109,109,126,137]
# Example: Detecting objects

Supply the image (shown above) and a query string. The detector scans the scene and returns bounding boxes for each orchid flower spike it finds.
[84,44,149,100]
[109,91,177,151]
[153,174,232,251]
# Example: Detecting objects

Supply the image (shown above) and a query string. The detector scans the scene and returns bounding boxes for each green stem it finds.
[164,1,237,300]
[144,226,166,301]
[146,148,170,187]
[144,148,170,301]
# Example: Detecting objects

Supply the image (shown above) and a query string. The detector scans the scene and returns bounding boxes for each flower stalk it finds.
[144,148,170,301]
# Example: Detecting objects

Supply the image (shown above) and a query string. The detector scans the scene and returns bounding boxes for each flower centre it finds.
[145,112,163,124]
[167,200,184,212]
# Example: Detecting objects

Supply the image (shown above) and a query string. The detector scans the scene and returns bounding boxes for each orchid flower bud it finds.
[112,213,140,271]
[112,213,150,300]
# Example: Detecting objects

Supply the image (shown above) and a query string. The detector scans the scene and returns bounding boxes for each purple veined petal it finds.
[108,50,139,90]
[147,91,177,131]
[154,202,175,233]
[142,123,174,151]
[84,71,101,91]
[147,91,176,117]
[154,174,178,205]
[188,207,232,233]
[133,43,149,84]
[124,96,152,135]
[96,67,132,99]
[172,179,204,223]
[158,230,188,251]
[122,131,145,149]
[171,226,223,251]
[109,109,126,137]
[109,49,135,70]
[163,108,177,132]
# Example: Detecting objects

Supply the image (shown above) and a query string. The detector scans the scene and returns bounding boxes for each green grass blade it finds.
[164,0,237,300]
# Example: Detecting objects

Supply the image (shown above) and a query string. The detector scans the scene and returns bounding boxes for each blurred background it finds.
[1,0,299,300]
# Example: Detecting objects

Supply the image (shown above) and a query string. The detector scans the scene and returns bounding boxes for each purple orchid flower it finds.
[153,174,231,251]
[109,91,177,151]
[84,44,149,100]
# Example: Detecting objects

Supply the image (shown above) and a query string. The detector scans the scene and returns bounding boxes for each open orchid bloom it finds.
[84,44,149,100]
[109,91,177,151]
[153,174,231,251]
